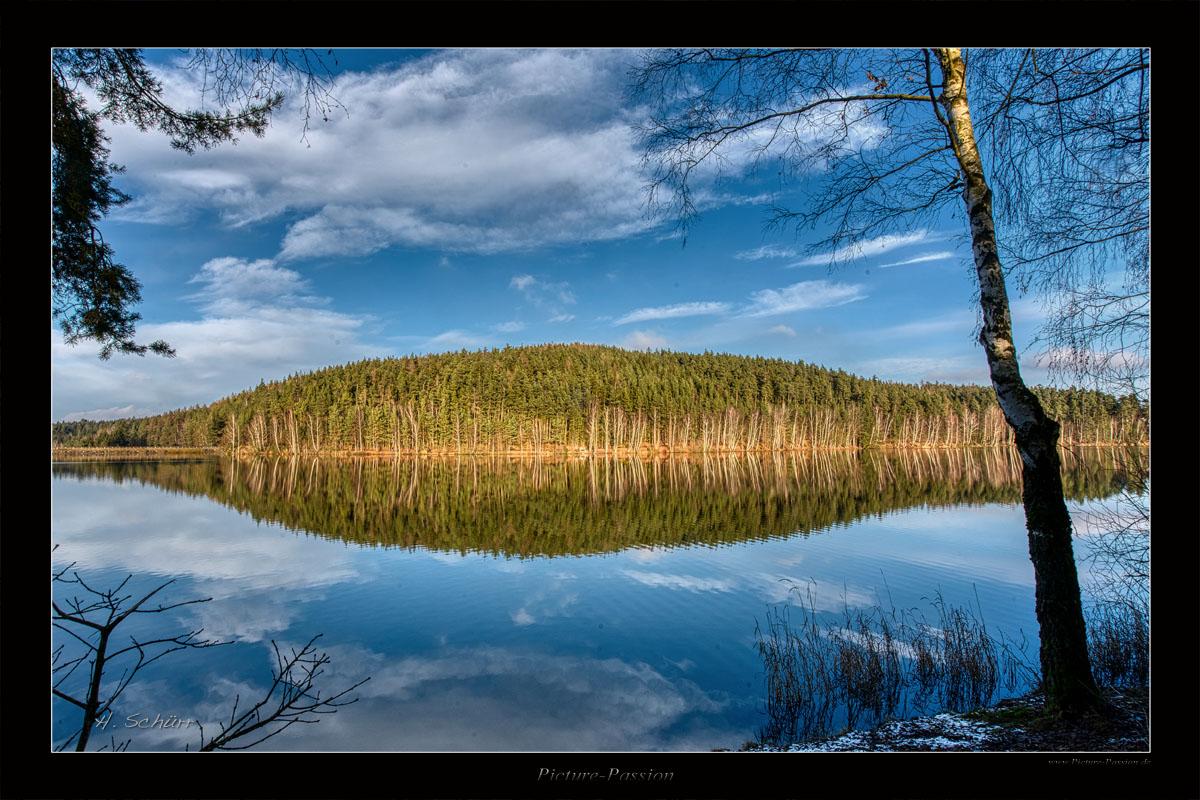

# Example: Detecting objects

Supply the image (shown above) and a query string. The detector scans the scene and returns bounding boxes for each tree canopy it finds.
[51,48,340,359]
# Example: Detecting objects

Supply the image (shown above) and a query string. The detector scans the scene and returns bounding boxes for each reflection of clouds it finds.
[52,479,362,642]
[104,679,208,751]
[54,676,252,752]
[664,657,696,673]
[187,590,315,643]
[828,627,920,660]
[618,563,875,612]
[424,551,471,567]
[774,552,806,568]
[105,642,747,751]
[52,463,1068,752]
[510,573,579,627]
[626,546,669,564]
[256,643,739,751]
[52,482,359,590]
[855,507,1036,588]
[111,673,310,752]
[52,480,155,534]
[749,575,878,611]
[618,560,877,611]
[621,570,736,593]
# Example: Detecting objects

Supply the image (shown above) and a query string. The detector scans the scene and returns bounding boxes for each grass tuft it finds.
[755,583,1147,748]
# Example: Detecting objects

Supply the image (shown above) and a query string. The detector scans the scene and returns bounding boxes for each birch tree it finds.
[631,47,1148,714]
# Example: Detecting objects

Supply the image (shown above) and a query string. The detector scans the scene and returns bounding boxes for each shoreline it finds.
[734,687,1148,752]
[51,442,1148,462]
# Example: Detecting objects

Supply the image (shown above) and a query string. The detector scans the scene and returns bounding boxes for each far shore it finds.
[52,442,1148,462]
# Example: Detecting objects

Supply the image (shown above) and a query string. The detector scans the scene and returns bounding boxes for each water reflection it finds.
[53,448,1142,558]
[50,448,1144,751]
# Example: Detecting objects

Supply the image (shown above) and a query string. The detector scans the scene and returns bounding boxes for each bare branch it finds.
[197,634,369,751]
[53,688,88,709]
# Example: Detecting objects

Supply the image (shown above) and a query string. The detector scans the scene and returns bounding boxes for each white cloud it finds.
[1009,296,1048,326]
[51,257,384,420]
[103,50,664,257]
[739,280,866,317]
[789,231,934,268]
[854,355,988,384]
[186,257,321,314]
[58,404,138,422]
[880,309,977,339]
[613,301,730,326]
[1027,347,1148,373]
[622,330,669,350]
[493,321,525,333]
[161,167,250,192]
[508,273,577,321]
[422,329,489,350]
[878,251,956,268]
[510,274,536,291]
[278,206,494,260]
[609,282,866,337]
[734,244,799,261]
[689,88,889,187]
[711,191,774,207]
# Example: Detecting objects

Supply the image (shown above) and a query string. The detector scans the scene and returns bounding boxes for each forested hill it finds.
[52,344,1147,453]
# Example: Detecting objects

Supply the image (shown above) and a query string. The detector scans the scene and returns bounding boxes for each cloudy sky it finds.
[52,48,1056,422]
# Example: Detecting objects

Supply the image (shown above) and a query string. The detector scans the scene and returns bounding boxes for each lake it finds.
[50,448,1143,751]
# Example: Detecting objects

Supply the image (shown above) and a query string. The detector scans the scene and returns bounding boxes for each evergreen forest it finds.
[52,345,1147,454]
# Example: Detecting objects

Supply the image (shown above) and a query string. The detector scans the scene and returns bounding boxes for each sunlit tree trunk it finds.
[936,48,1101,713]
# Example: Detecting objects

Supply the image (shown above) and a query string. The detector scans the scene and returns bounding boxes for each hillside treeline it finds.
[52,345,1147,453]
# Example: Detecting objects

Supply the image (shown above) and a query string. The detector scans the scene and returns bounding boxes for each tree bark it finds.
[935,48,1101,714]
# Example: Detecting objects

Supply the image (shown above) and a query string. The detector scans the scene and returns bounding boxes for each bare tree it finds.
[52,557,223,751]
[630,47,1148,714]
[970,49,1150,650]
[971,48,1148,403]
[52,550,368,751]
[194,635,368,751]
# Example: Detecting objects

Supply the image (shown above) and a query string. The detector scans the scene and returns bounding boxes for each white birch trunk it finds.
[936,48,1100,712]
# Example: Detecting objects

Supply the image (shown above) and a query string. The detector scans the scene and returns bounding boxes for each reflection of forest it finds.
[54,448,1144,558]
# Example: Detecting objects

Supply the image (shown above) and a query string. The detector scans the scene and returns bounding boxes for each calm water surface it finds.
[50,449,1142,751]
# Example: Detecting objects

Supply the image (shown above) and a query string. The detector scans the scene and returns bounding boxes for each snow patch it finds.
[748,712,1012,752]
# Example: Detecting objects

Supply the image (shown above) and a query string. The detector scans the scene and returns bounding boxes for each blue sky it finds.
[52,48,1057,422]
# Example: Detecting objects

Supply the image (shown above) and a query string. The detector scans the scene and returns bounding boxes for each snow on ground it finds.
[747,712,1015,752]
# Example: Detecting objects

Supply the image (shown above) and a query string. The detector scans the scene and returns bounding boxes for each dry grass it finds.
[1085,598,1148,690]
[754,582,1144,748]
[754,584,1022,746]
